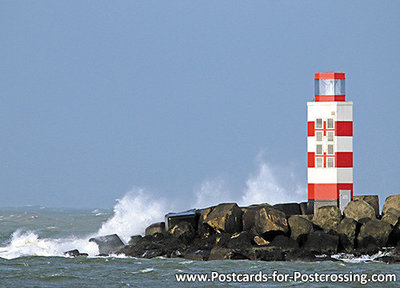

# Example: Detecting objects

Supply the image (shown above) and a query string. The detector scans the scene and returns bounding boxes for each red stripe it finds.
[315,95,346,102]
[308,183,353,200]
[308,152,315,168]
[335,121,353,136]
[335,152,353,167]
[315,72,345,79]
[308,122,315,136]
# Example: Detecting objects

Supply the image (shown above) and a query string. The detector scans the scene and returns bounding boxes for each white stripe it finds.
[307,102,353,122]
[307,137,315,152]
[308,168,353,183]
[336,137,352,152]
[337,103,353,121]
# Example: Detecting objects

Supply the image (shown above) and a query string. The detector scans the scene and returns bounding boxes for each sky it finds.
[0,1,399,209]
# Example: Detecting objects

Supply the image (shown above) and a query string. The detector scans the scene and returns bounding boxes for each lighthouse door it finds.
[339,190,351,212]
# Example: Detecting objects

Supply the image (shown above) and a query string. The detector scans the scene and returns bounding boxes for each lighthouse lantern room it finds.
[307,72,353,214]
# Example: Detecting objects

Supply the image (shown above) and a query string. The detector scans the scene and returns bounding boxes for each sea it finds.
[0,196,399,287]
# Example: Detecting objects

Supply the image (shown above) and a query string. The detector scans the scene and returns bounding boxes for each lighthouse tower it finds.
[307,72,353,214]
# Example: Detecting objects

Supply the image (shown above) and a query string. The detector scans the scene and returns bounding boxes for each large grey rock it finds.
[89,234,125,255]
[226,231,253,249]
[169,221,195,244]
[383,195,400,215]
[254,207,288,238]
[268,235,299,252]
[208,247,248,260]
[299,202,311,215]
[312,206,341,233]
[343,199,375,222]
[202,203,243,234]
[337,218,357,252]
[246,247,285,261]
[288,215,313,241]
[357,219,392,249]
[197,206,214,238]
[353,195,379,216]
[242,204,271,233]
[272,203,301,217]
[145,222,165,236]
[128,235,143,246]
[381,208,400,226]
[303,231,339,255]
[64,249,88,257]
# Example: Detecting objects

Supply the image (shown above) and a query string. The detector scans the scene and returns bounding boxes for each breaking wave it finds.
[97,188,169,242]
[0,188,169,259]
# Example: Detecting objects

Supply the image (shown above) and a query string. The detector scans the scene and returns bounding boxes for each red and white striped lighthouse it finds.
[307,72,353,213]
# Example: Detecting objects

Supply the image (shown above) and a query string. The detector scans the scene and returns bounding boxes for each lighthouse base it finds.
[308,199,339,214]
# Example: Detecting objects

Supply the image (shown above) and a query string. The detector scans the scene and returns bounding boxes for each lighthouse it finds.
[307,72,353,214]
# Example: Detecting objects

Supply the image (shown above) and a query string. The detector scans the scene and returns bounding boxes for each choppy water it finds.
[1,206,399,287]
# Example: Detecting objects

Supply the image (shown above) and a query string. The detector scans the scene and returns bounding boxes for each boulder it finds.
[89,234,125,255]
[312,206,341,233]
[145,222,166,236]
[381,209,400,226]
[183,250,210,261]
[246,247,285,261]
[285,249,317,262]
[288,215,313,241]
[389,220,400,246]
[198,207,214,237]
[169,221,195,244]
[357,219,392,249]
[253,236,270,246]
[337,218,357,252]
[242,207,258,232]
[64,249,88,257]
[299,202,311,215]
[268,235,299,251]
[208,247,248,260]
[165,209,199,231]
[128,235,143,246]
[254,207,289,239]
[226,231,253,249]
[303,231,339,255]
[202,203,243,234]
[382,194,400,215]
[353,195,379,216]
[343,200,375,222]
[118,233,185,258]
[242,204,271,232]
[272,203,301,217]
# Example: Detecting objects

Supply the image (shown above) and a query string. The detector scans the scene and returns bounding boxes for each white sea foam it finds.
[0,188,169,259]
[96,187,169,243]
[331,250,393,263]
[0,230,99,260]
[240,161,307,206]
[193,156,307,209]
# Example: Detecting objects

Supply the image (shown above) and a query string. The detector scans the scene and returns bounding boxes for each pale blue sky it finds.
[1,1,399,208]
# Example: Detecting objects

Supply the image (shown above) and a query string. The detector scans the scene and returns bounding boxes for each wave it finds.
[0,230,99,260]
[0,155,306,260]
[0,188,169,259]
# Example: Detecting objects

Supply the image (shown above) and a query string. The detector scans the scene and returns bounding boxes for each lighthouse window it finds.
[328,132,334,141]
[316,144,323,155]
[328,144,334,155]
[327,118,334,129]
[316,118,323,128]
[316,132,323,141]
[316,157,323,168]
[327,157,334,168]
